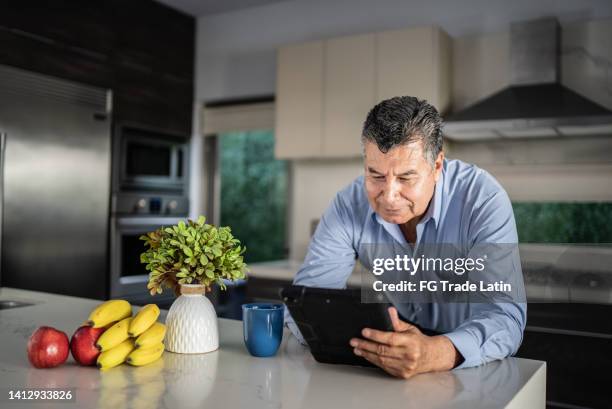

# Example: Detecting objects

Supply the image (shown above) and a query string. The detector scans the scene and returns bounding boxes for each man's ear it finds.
[433,151,444,182]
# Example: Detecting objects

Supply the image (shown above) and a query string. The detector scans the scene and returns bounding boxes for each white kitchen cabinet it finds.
[376,26,452,114]
[275,26,452,159]
[275,40,324,159]
[323,33,376,157]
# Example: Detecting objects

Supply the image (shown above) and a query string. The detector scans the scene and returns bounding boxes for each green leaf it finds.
[141,217,248,296]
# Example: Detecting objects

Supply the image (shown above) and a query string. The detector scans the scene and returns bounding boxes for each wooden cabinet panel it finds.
[111,1,194,133]
[0,29,112,88]
[323,34,376,157]
[0,0,115,56]
[0,1,193,80]
[113,0,194,80]
[376,27,451,114]
[275,41,324,159]
[0,1,195,134]
[115,65,193,135]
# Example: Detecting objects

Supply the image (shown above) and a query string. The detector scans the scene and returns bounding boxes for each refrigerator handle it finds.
[0,132,5,286]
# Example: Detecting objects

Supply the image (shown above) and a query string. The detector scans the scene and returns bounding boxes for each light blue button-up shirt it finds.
[287,158,526,369]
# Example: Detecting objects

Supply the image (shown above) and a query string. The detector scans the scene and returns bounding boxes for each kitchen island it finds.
[0,288,546,409]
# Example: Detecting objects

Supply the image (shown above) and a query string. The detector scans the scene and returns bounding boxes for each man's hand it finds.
[349,307,462,379]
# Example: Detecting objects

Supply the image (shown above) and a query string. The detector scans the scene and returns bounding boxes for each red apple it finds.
[70,325,106,366]
[27,326,69,368]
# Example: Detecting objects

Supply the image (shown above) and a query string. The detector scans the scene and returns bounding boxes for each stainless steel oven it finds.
[114,123,188,193]
[109,122,190,306]
[110,215,185,305]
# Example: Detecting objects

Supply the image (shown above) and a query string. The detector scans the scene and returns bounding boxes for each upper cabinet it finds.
[275,26,451,159]
[275,41,324,158]
[0,0,195,136]
[323,33,376,157]
[376,26,451,112]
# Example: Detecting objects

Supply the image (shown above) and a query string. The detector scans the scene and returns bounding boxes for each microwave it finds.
[115,124,188,193]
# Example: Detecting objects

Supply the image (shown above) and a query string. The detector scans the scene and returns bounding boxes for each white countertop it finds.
[246,259,303,280]
[0,288,546,409]
[248,259,364,287]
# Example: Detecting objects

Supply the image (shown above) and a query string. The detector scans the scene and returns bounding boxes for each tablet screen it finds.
[282,285,393,367]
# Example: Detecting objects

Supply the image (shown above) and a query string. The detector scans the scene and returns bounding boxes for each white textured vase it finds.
[165,284,219,354]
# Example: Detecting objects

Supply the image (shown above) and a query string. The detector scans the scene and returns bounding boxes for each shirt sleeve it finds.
[285,192,358,343]
[444,189,527,369]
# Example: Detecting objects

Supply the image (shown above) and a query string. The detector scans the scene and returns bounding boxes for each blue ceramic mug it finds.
[242,303,284,357]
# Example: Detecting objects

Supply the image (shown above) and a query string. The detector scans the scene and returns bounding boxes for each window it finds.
[512,202,612,243]
[217,130,288,263]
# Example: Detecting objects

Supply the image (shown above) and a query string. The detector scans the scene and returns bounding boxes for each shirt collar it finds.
[421,169,443,229]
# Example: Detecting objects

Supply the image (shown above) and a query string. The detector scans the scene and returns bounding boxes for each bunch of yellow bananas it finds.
[87,300,166,370]
[127,304,166,367]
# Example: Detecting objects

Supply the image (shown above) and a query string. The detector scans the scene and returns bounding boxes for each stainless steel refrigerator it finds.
[0,64,111,299]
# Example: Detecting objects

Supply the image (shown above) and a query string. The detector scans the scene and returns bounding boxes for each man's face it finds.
[364,140,444,225]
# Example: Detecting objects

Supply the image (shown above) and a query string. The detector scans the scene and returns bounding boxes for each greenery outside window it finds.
[218,130,288,263]
[512,202,612,244]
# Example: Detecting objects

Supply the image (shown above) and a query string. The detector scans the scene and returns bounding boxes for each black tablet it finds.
[281,285,394,367]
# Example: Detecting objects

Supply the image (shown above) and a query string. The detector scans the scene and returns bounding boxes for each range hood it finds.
[444,18,612,140]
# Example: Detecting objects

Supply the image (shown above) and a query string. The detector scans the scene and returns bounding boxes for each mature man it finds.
[286,96,526,378]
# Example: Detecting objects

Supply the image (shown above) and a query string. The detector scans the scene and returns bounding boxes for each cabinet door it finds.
[114,0,194,80]
[323,34,376,157]
[0,1,115,56]
[275,41,324,159]
[114,65,193,135]
[0,29,112,88]
[376,27,451,114]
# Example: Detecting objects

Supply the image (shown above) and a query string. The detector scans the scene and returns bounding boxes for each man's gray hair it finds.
[361,96,443,166]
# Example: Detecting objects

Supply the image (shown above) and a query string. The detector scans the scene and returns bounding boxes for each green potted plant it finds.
[140,216,248,354]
